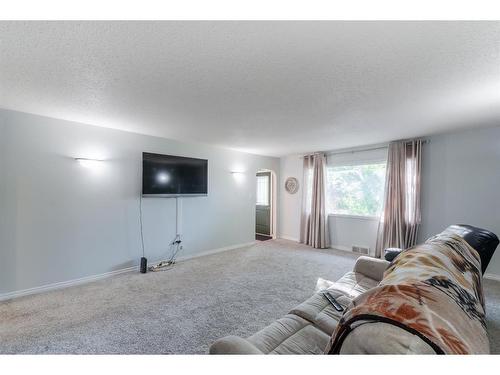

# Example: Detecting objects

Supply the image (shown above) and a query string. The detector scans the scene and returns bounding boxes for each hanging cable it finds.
[139,194,146,258]
[142,195,184,272]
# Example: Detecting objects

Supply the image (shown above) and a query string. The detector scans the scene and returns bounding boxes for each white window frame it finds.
[328,212,381,221]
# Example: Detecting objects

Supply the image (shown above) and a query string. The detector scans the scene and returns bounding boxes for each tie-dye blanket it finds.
[326,233,489,354]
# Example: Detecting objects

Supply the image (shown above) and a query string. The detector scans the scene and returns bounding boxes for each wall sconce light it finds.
[75,158,103,168]
[230,170,246,184]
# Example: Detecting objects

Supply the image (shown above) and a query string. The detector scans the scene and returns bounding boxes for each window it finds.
[256,175,270,206]
[326,162,386,217]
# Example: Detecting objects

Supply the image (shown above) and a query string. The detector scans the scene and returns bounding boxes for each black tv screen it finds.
[142,152,208,197]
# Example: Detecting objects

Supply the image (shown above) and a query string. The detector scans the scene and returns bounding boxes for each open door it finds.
[256,171,272,241]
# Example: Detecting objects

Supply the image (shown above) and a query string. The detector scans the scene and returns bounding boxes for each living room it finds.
[1,1,500,373]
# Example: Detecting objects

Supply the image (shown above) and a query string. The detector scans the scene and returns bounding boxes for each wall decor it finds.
[285,177,299,194]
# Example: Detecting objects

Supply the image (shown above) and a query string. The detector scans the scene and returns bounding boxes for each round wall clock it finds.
[285,177,299,194]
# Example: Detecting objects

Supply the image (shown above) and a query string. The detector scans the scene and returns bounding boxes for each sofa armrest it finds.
[209,335,264,354]
[353,256,390,282]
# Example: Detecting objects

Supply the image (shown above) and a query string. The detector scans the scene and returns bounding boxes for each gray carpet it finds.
[1,239,500,354]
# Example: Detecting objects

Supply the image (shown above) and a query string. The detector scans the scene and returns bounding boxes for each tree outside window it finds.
[326,162,386,217]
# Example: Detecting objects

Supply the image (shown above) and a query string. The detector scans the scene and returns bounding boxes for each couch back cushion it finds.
[442,224,499,274]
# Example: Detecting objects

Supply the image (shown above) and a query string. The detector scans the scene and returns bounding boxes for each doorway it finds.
[255,170,276,241]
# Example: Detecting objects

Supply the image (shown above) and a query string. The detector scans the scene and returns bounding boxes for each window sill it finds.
[328,213,380,221]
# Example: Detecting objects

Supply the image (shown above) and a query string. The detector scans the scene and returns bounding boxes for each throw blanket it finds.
[326,233,489,354]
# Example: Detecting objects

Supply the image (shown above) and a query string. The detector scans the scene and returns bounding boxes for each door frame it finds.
[256,168,277,239]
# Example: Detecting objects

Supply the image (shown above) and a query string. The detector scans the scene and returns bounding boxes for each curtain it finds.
[375,139,423,257]
[300,153,329,248]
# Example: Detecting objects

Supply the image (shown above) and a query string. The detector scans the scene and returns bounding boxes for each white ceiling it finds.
[1,21,499,156]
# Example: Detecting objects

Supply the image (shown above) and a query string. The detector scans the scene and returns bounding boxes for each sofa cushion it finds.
[289,291,348,335]
[339,321,435,354]
[290,272,379,335]
[328,271,380,298]
[209,335,264,354]
[247,314,330,354]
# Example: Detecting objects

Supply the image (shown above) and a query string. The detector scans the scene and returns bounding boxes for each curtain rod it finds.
[300,138,429,158]
[326,144,388,157]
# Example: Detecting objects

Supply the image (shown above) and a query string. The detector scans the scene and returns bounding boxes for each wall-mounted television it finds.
[142,152,208,197]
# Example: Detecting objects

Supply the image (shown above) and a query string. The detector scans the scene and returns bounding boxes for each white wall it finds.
[328,215,379,255]
[419,125,500,277]
[0,109,279,296]
[278,155,303,241]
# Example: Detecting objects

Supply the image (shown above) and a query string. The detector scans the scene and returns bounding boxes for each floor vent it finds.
[352,246,369,255]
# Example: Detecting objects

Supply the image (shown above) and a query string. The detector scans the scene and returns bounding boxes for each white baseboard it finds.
[0,266,137,302]
[279,235,299,242]
[484,273,500,282]
[174,241,256,263]
[0,241,257,302]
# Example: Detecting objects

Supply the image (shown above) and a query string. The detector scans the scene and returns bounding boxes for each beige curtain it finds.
[300,153,329,248]
[375,139,423,257]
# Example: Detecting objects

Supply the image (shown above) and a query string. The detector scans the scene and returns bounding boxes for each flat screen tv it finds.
[142,152,208,197]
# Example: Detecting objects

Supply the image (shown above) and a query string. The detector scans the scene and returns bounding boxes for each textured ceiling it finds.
[1,21,499,156]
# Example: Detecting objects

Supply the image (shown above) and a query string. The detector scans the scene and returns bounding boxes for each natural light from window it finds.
[256,175,269,206]
[326,162,386,217]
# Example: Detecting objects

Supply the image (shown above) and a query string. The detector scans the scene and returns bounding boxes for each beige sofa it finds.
[210,256,404,354]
